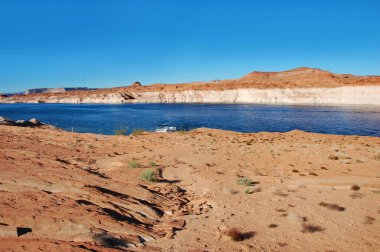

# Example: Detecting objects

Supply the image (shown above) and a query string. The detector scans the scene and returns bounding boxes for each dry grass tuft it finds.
[351,184,360,191]
[328,154,339,160]
[319,202,345,211]
[364,216,375,225]
[301,223,325,233]
[226,228,255,241]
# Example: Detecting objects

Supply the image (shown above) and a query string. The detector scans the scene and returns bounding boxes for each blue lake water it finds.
[0,103,380,136]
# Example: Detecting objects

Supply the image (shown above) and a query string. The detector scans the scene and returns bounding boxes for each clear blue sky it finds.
[0,0,379,93]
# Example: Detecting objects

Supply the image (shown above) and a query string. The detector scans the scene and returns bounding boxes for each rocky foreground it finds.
[1,67,380,105]
[0,124,379,251]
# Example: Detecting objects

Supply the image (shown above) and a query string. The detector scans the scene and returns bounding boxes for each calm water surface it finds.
[0,103,379,136]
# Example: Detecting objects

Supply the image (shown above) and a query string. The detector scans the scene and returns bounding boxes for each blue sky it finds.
[0,0,379,93]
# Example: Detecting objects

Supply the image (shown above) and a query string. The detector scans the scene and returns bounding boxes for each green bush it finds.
[141,170,157,182]
[149,161,157,167]
[129,160,141,168]
[237,177,254,186]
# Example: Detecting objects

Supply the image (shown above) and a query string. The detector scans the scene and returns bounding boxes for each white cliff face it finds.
[1,86,380,105]
[1,93,129,104]
[44,93,129,104]
[131,86,380,106]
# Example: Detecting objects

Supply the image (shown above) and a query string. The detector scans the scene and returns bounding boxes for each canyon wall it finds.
[131,86,380,105]
[1,86,380,106]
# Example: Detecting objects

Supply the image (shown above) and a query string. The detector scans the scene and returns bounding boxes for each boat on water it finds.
[155,125,176,133]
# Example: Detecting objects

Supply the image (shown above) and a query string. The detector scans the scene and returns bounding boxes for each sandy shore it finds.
[0,125,379,251]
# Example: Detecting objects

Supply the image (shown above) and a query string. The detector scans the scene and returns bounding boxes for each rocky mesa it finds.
[1,67,380,105]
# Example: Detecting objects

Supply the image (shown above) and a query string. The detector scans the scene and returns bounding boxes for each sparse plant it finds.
[328,154,339,160]
[132,128,144,136]
[244,188,254,194]
[373,153,380,161]
[237,177,254,186]
[319,202,345,211]
[301,223,324,233]
[129,160,141,168]
[226,228,255,241]
[149,161,157,167]
[141,170,157,182]
[351,184,360,191]
[115,128,127,136]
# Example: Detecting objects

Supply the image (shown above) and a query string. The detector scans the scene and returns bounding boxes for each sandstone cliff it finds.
[1,67,380,105]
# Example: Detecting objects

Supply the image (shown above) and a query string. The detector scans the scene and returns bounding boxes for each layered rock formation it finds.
[1,67,379,105]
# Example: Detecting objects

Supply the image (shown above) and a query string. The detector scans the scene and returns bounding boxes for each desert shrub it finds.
[319,202,345,211]
[141,170,157,182]
[226,228,255,241]
[132,129,144,136]
[129,160,141,168]
[301,223,324,233]
[237,177,254,186]
[328,154,339,160]
[268,224,278,228]
[149,161,157,167]
[244,188,254,194]
[351,184,360,191]
[373,153,380,161]
[114,128,127,136]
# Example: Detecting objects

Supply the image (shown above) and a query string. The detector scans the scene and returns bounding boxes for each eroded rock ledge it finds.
[1,67,380,105]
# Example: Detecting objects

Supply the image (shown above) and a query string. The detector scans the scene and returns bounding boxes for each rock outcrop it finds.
[0,116,44,127]
[1,67,379,105]
[130,81,142,88]
[132,86,380,105]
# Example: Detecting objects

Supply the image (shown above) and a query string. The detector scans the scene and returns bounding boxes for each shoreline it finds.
[2,100,380,107]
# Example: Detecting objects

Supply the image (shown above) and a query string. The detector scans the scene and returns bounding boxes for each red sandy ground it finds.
[0,125,379,251]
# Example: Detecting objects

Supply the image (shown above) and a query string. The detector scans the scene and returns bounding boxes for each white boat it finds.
[155,125,176,133]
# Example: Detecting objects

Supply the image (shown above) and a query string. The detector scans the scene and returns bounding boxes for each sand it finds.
[0,125,379,251]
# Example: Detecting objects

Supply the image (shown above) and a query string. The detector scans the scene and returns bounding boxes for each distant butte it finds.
[130,81,142,87]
